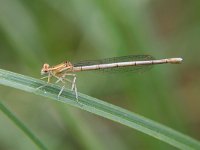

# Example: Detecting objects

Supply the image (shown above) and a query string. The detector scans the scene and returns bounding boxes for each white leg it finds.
[56,78,78,100]
[40,72,79,101]
[74,82,78,100]
[71,75,76,90]
[62,73,79,100]
[70,75,78,99]
[55,77,65,84]
[58,85,65,98]
[40,76,49,80]
[50,75,67,99]
[36,73,51,90]
[62,73,76,90]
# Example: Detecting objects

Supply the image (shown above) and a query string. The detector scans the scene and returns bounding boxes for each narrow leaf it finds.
[0,101,48,150]
[0,68,200,150]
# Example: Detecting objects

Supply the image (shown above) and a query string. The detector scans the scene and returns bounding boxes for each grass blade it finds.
[0,101,48,150]
[0,68,200,150]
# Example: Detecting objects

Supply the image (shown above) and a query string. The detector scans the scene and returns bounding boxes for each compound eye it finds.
[43,63,49,69]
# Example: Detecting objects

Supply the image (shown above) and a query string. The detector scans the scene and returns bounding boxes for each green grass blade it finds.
[0,101,48,150]
[0,68,200,150]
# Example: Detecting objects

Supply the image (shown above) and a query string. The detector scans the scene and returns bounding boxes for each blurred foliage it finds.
[0,0,200,150]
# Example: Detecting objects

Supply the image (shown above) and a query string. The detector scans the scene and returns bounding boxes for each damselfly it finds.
[40,55,183,100]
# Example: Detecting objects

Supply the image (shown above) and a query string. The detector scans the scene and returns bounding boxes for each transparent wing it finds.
[73,55,155,73]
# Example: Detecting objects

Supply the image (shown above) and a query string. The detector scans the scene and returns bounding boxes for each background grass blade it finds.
[0,101,48,150]
[0,68,200,150]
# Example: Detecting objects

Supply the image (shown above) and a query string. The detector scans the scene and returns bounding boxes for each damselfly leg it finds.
[37,72,78,101]
[55,73,78,100]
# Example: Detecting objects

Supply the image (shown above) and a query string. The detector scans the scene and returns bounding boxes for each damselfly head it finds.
[41,63,50,75]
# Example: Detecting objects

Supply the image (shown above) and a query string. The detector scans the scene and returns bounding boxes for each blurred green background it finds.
[0,0,200,150]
